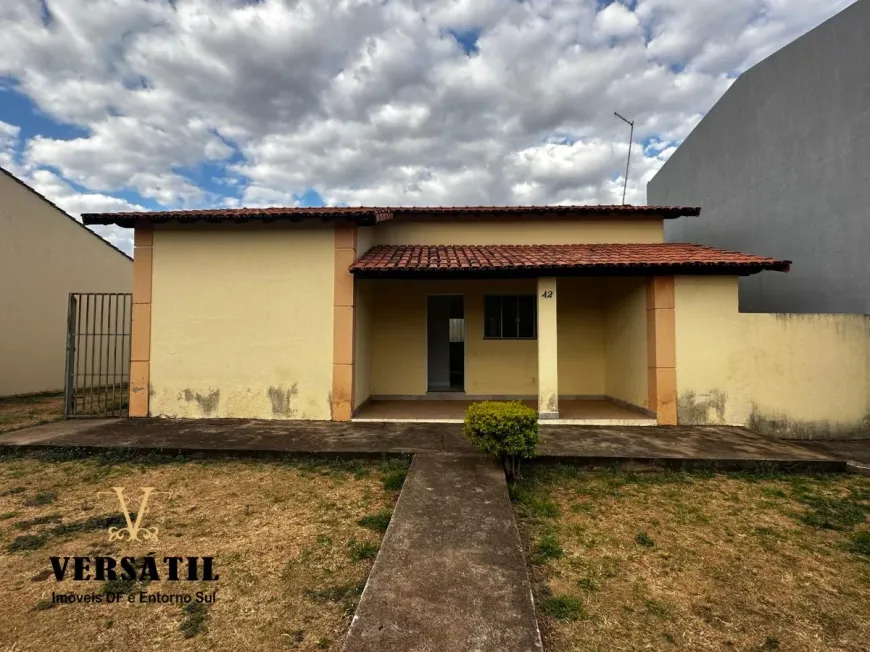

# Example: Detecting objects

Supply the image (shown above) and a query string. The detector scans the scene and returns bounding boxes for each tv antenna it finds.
[614,112,635,205]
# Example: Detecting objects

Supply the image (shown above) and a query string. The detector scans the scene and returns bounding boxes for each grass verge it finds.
[514,465,870,652]
[0,393,64,434]
[0,452,409,651]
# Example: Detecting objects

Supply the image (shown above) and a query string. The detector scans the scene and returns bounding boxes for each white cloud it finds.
[24,115,231,205]
[25,168,141,256]
[0,120,20,140]
[0,120,21,169]
[1,122,141,255]
[0,0,858,245]
[635,0,854,73]
[595,3,641,39]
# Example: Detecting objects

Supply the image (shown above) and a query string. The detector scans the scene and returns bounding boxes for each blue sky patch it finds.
[296,188,325,207]
[174,155,245,204]
[545,132,577,146]
[0,84,89,142]
[39,0,54,27]
[448,28,481,55]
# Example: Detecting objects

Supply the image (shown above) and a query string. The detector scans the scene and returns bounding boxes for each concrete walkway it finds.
[342,453,542,652]
[0,418,844,470]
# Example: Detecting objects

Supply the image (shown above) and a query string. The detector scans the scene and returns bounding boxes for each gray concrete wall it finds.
[649,0,870,314]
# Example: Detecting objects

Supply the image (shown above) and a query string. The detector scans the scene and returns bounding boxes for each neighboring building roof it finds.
[0,166,132,261]
[350,243,791,278]
[81,204,701,227]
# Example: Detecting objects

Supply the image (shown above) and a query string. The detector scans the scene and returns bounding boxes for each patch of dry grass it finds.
[515,467,870,652]
[0,393,64,434]
[0,451,408,651]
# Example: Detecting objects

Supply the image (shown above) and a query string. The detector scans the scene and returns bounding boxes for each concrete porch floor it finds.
[353,398,655,425]
[0,418,845,471]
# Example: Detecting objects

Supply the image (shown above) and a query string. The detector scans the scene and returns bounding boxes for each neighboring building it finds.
[0,167,132,396]
[82,204,868,439]
[648,0,870,313]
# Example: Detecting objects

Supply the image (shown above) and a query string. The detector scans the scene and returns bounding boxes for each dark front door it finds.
[427,295,465,392]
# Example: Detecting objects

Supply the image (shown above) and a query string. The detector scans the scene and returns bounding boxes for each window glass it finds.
[483,295,536,339]
[484,296,501,338]
[501,296,519,338]
[518,295,536,338]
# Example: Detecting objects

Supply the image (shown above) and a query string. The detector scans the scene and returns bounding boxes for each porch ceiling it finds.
[350,243,791,278]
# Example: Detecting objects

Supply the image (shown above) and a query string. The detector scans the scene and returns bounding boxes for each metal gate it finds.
[64,293,133,418]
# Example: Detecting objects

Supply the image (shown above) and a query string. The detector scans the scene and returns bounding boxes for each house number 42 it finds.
[541,290,554,298]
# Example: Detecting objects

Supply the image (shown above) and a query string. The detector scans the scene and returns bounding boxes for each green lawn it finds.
[0,392,64,433]
[514,466,870,652]
[0,449,408,651]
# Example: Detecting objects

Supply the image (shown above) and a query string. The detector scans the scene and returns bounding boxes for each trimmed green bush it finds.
[464,401,538,483]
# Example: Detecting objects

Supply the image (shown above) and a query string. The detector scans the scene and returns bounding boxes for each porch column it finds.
[537,277,559,419]
[129,221,153,417]
[646,276,677,424]
[332,222,357,421]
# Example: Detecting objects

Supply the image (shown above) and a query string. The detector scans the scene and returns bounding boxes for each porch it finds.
[350,273,674,425]
[0,418,843,472]
[353,397,655,425]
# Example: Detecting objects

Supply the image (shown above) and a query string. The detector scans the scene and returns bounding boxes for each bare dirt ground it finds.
[0,449,408,651]
[515,466,870,652]
[0,393,64,434]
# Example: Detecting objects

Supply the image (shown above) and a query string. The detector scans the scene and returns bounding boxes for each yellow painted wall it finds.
[367,280,426,395]
[603,278,649,409]
[557,279,606,395]
[537,278,559,414]
[353,280,371,409]
[674,276,870,438]
[371,219,663,246]
[368,279,540,396]
[461,281,540,395]
[149,224,334,420]
[357,226,374,253]
[353,226,375,408]
[366,278,610,397]
[0,170,132,396]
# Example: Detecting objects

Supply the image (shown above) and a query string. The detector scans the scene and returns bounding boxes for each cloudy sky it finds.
[0,0,854,255]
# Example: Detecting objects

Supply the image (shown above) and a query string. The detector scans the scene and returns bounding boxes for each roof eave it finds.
[81,212,384,228]
[351,263,789,279]
[80,205,699,227]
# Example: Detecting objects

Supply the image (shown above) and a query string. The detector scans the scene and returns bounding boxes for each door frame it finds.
[425,293,467,393]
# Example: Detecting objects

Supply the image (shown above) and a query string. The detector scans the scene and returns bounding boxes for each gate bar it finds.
[63,292,133,419]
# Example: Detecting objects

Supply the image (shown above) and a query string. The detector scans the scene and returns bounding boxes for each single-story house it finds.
[82,205,870,438]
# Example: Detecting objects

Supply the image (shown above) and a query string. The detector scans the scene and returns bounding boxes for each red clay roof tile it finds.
[81,204,700,227]
[350,243,790,276]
